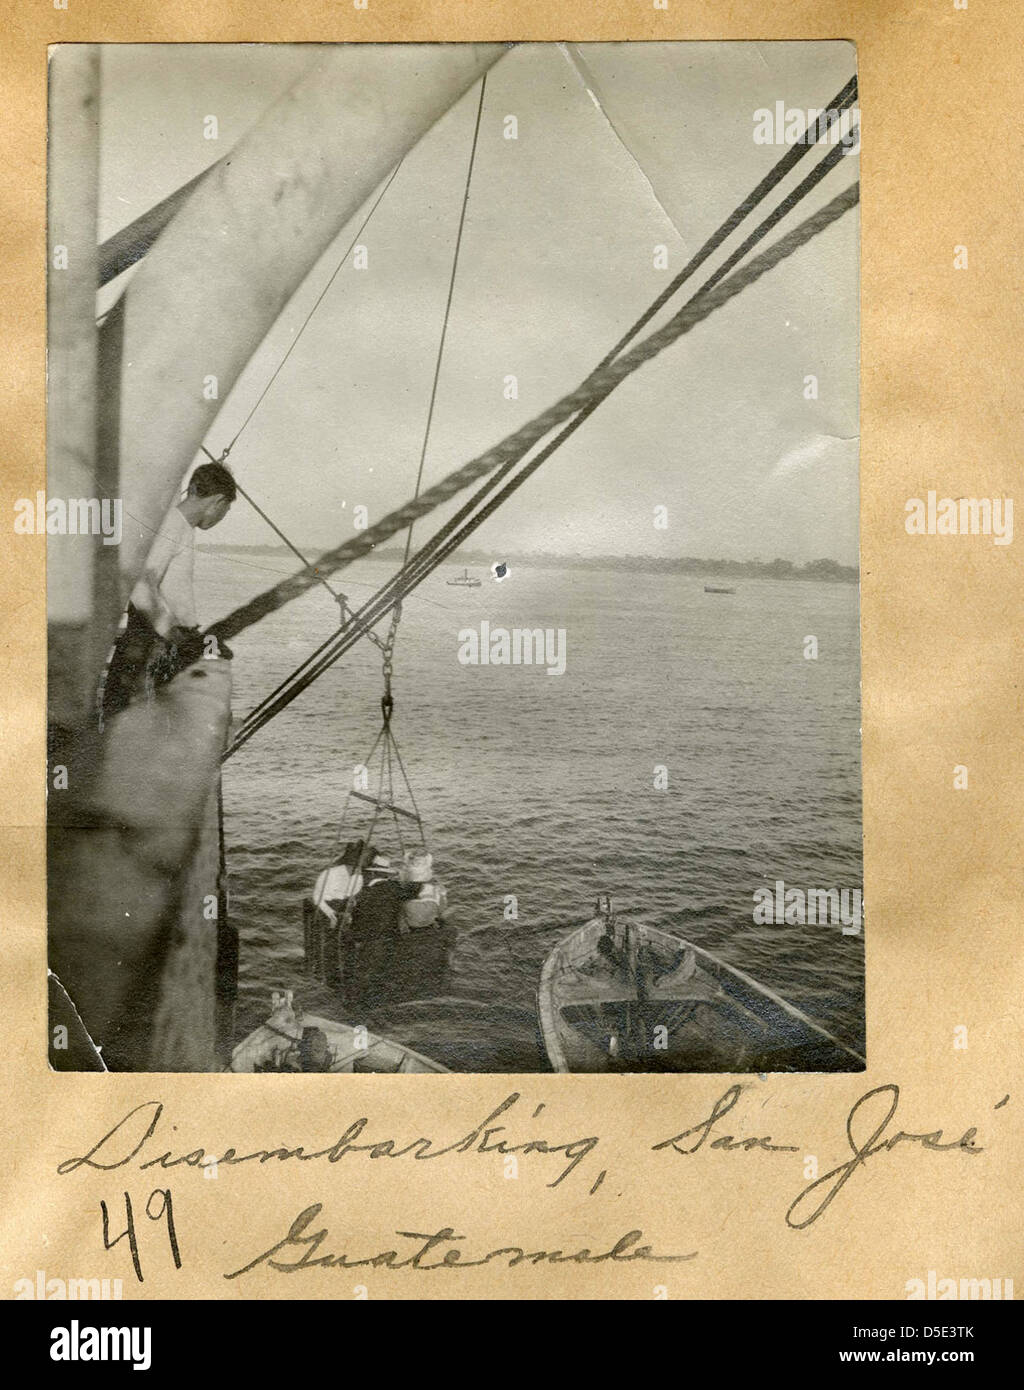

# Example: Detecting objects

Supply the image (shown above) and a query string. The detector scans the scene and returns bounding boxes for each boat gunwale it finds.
[229,1010,451,1074]
[538,917,865,1072]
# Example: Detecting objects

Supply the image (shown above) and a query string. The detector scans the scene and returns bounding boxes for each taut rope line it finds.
[218,85,859,750]
[210,181,859,652]
[206,77,854,675]
[222,161,404,456]
[400,73,488,570]
[222,179,859,757]
[383,73,488,689]
[199,444,389,653]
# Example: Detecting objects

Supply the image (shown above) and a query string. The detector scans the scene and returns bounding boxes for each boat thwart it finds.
[539,899,864,1073]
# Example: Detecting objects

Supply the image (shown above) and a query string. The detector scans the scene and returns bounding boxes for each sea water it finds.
[207,553,864,1072]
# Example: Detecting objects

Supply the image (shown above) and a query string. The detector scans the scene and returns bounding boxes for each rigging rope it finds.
[221,161,404,456]
[208,166,859,658]
[223,174,859,759]
[400,73,488,571]
[224,135,860,756]
[383,73,488,690]
[199,445,388,650]
[212,80,854,666]
[218,84,858,754]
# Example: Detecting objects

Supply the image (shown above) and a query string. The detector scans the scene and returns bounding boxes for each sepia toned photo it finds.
[46,40,863,1076]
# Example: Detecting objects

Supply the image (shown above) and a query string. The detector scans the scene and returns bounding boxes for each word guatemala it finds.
[457,621,567,676]
[904,492,1012,545]
[50,1319,151,1371]
[13,492,122,545]
[753,879,862,934]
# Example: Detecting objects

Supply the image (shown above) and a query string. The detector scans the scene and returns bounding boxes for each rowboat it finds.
[538,900,864,1073]
[228,992,449,1073]
[46,46,861,1075]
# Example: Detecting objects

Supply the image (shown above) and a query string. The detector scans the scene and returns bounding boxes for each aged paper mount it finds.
[2,1,1022,1301]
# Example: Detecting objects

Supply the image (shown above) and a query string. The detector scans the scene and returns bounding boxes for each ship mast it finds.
[47,44,506,1070]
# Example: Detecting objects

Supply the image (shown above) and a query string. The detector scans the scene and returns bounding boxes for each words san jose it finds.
[56,1081,1001,1235]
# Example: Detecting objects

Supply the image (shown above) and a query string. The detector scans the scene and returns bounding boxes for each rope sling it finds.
[210,79,859,758]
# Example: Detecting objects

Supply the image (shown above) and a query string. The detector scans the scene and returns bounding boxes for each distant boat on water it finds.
[704,584,736,594]
[447,568,482,588]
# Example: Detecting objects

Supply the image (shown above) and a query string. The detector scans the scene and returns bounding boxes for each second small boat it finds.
[539,898,864,1073]
[229,991,450,1073]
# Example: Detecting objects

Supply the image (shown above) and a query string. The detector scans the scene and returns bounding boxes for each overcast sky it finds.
[96,42,859,563]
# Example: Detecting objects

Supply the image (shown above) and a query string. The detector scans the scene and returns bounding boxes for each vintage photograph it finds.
[46,40,863,1074]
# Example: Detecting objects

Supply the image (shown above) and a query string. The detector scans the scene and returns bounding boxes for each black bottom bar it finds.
[2,1296,1014,1373]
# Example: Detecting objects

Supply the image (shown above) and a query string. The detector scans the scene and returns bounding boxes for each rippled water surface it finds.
[208,554,864,1071]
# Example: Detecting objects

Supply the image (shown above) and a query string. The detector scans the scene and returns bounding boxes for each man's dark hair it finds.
[298,1027,331,1072]
[188,461,237,503]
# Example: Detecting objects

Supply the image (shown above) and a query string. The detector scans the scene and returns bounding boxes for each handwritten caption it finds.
[53,1083,1006,1283]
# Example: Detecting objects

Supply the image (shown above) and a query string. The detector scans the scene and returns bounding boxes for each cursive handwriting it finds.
[60,1084,1003,1241]
[653,1084,799,1155]
[785,1084,984,1229]
[223,1203,697,1277]
[57,1094,600,1188]
[652,1082,998,1231]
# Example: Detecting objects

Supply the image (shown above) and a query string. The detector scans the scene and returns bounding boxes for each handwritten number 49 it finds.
[101,1190,181,1284]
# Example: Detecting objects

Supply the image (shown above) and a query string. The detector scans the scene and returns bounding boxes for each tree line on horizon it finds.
[199,541,858,582]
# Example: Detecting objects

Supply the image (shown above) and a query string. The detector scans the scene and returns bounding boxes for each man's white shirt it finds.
[130,506,197,635]
[313,865,365,923]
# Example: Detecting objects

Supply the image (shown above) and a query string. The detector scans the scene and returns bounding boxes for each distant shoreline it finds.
[199,543,859,584]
